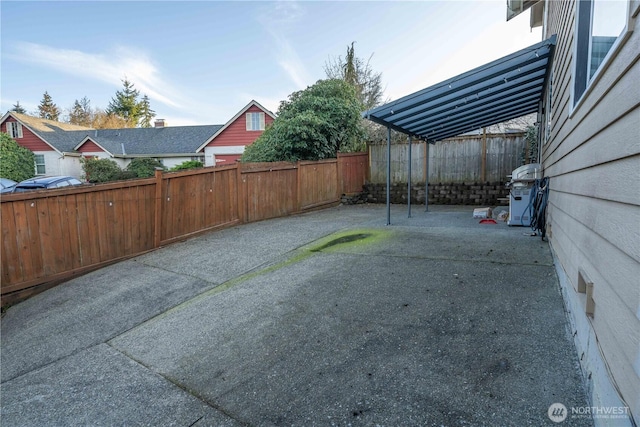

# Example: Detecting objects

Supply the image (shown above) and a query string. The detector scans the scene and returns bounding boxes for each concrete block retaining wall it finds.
[360,182,510,206]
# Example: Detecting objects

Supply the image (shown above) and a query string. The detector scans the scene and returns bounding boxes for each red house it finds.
[197,100,276,166]
[0,114,92,178]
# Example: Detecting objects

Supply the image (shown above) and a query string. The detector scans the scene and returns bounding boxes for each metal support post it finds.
[407,135,412,218]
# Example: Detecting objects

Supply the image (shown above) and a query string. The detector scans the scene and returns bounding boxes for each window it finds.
[246,112,265,131]
[34,154,46,175]
[573,0,628,105]
[6,122,23,139]
[544,69,553,144]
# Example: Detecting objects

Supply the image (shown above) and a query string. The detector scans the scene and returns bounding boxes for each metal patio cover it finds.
[363,35,557,142]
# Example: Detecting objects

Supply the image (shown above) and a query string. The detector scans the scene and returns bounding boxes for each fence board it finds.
[63,195,81,271]
[4,203,25,290]
[24,200,44,281]
[369,133,525,184]
[121,188,134,256]
[1,202,16,285]
[75,192,95,267]
[138,184,156,252]
[43,199,59,274]
[42,198,62,276]
[337,152,368,194]
[11,202,28,284]
[299,160,338,209]
[203,172,217,228]
[244,166,297,222]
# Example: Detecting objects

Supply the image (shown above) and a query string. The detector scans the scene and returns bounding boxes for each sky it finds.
[0,1,541,126]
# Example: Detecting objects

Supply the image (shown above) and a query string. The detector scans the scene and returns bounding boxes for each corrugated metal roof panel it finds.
[363,35,556,143]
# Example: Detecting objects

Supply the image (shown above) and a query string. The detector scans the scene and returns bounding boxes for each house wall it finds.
[541,1,640,424]
[212,105,275,147]
[204,146,245,167]
[58,155,83,178]
[28,152,83,179]
[81,152,129,169]
[202,105,274,167]
[159,157,204,170]
[78,140,103,152]
[1,117,54,152]
[33,151,62,176]
[0,116,85,179]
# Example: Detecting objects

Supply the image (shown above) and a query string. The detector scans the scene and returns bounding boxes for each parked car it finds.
[0,178,17,194]
[11,176,84,193]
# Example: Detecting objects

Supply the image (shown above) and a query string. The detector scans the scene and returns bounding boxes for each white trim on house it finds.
[569,0,635,116]
[6,121,23,139]
[203,145,245,167]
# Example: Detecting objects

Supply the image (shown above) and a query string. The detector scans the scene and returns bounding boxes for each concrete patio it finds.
[1,204,592,426]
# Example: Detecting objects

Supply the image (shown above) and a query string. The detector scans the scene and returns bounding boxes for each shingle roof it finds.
[76,126,224,155]
[12,113,94,132]
[7,113,223,155]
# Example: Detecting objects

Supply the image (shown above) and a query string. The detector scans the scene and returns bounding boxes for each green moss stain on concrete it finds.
[305,228,392,254]
[134,229,391,323]
[309,233,372,252]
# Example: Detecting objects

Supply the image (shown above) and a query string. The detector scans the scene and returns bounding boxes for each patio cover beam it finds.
[364,36,556,224]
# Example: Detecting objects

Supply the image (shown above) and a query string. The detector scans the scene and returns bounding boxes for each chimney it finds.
[154,119,167,128]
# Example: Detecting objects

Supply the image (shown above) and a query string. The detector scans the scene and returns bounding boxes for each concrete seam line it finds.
[106,342,251,427]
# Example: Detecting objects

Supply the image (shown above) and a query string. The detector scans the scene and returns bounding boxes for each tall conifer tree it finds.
[38,91,61,121]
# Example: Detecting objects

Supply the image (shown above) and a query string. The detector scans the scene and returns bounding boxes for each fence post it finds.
[337,153,344,196]
[296,160,302,213]
[153,167,163,247]
[481,127,487,182]
[236,163,246,224]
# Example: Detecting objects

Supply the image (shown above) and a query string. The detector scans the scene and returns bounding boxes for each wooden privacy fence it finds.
[1,152,368,299]
[369,132,526,184]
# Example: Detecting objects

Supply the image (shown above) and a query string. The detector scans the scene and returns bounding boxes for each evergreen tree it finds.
[11,101,27,114]
[324,42,389,145]
[324,42,384,111]
[68,96,93,127]
[242,79,366,162]
[91,109,131,129]
[38,91,61,121]
[138,95,156,128]
[106,78,140,127]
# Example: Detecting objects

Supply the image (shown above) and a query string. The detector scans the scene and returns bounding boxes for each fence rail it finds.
[1,152,368,299]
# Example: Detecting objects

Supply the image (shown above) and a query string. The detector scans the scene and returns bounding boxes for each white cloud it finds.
[256,1,313,90]
[12,42,184,109]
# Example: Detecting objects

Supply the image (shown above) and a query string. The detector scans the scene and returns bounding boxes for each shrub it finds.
[81,157,123,183]
[242,79,365,162]
[0,132,35,182]
[170,160,203,171]
[126,158,165,178]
